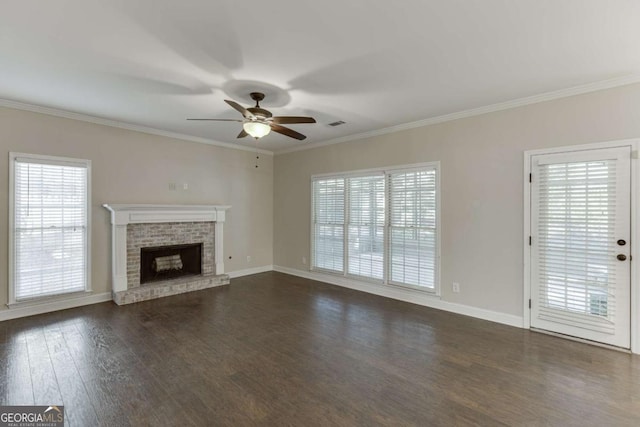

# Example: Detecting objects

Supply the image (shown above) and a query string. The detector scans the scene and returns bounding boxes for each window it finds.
[388,169,437,289]
[348,175,385,279]
[10,153,91,302]
[311,163,439,292]
[312,178,345,272]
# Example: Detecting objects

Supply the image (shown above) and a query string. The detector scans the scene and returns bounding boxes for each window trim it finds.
[310,161,440,295]
[386,165,440,292]
[310,177,346,275]
[8,152,92,306]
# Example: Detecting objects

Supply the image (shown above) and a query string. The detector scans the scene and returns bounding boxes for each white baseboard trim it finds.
[0,292,113,322]
[273,265,523,328]
[228,265,274,279]
[0,266,523,328]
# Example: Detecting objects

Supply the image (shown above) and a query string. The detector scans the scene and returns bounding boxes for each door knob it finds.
[617,239,626,246]
[617,254,627,261]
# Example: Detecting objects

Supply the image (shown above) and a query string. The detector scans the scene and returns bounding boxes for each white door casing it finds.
[529,146,631,349]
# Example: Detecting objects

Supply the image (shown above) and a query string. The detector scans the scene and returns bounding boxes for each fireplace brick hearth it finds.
[111,274,228,305]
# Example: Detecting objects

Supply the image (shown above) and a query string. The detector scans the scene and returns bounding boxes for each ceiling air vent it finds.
[328,120,346,127]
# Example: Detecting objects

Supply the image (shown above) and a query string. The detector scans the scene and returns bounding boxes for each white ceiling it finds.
[1,0,640,153]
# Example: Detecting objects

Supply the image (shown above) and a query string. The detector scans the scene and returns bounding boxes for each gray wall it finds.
[0,107,274,310]
[274,83,640,317]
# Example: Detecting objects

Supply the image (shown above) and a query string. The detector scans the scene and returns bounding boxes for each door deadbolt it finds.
[617,254,627,261]
[617,239,627,246]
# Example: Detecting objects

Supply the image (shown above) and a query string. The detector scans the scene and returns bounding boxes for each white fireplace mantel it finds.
[103,204,231,225]
[103,204,231,294]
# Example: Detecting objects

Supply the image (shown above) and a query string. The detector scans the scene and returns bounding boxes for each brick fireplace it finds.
[103,204,230,305]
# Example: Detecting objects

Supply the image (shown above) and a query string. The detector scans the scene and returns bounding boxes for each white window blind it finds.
[347,175,385,280]
[13,156,89,301]
[312,178,345,272]
[536,160,617,331]
[388,168,437,289]
[311,163,439,293]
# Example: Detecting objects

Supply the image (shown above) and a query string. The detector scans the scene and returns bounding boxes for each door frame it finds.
[523,138,640,354]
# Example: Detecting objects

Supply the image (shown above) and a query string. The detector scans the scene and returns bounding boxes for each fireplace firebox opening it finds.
[140,243,203,284]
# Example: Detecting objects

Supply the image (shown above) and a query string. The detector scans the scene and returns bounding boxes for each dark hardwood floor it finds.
[1,272,639,426]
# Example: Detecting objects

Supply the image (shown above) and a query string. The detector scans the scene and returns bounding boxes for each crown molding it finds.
[276,73,640,155]
[4,73,640,157]
[0,98,274,156]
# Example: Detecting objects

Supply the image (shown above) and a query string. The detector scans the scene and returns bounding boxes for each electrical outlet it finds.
[452,282,460,293]
[183,183,189,190]
[168,183,177,191]
[246,255,251,263]
[302,256,307,265]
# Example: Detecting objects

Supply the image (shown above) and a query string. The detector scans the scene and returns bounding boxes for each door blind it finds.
[312,178,345,272]
[388,168,437,289]
[13,159,89,300]
[535,160,617,333]
[347,175,385,279]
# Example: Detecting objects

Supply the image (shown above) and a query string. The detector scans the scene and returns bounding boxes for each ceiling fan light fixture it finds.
[187,93,314,141]
[243,121,271,139]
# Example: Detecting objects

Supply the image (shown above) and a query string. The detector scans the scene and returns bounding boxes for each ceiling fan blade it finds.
[271,116,316,124]
[270,124,307,141]
[237,129,248,138]
[225,99,255,119]
[187,118,243,122]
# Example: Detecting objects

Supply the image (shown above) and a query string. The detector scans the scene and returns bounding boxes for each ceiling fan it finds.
[187,92,316,141]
